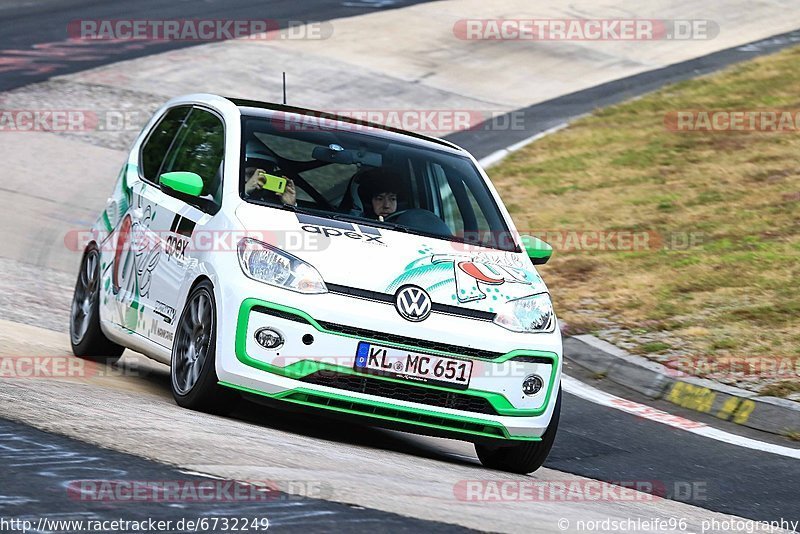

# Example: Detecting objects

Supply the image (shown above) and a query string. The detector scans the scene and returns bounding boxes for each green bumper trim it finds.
[235,298,558,417]
[220,381,540,442]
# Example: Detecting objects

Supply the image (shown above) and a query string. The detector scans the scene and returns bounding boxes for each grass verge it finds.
[490,45,800,395]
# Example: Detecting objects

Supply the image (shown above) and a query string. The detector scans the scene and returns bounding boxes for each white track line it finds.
[562,374,800,460]
[477,122,569,169]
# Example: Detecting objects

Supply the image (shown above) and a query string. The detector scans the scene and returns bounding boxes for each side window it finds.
[162,108,225,205]
[432,163,464,234]
[464,187,489,230]
[140,106,191,183]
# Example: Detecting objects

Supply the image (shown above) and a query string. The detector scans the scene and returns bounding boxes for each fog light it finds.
[255,327,283,350]
[522,374,544,396]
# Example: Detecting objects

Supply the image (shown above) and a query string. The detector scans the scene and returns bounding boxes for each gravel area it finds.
[0,257,74,333]
[1,78,165,150]
[561,303,799,399]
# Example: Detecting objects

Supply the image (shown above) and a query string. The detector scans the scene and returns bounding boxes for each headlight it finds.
[237,238,327,294]
[494,293,555,333]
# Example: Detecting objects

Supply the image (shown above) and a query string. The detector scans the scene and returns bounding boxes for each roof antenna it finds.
[282,72,287,105]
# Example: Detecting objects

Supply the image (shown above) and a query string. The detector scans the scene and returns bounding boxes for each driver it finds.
[358,168,403,220]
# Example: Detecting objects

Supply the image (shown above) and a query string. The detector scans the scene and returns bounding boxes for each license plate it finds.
[353,341,472,389]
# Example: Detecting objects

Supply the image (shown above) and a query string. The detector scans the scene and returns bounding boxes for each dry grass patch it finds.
[491,46,800,393]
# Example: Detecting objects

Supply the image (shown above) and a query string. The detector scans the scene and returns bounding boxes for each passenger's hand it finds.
[244,168,267,195]
[280,178,296,206]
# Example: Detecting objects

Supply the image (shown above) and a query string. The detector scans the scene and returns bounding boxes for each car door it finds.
[138,106,225,349]
[103,106,191,335]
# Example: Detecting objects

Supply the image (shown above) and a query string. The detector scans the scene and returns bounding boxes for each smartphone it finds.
[259,171,287,194]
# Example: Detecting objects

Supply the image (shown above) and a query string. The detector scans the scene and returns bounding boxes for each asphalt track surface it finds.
[0,417,476,533]
[447,27,800,160]
[0,0,435,92]
[0,0,799,531]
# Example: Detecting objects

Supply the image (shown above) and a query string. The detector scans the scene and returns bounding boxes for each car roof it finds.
[224,97,466,156]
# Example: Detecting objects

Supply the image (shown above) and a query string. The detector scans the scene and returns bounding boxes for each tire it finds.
[170,280,239,414]
[475,385,562,474]
[70,245,125,363]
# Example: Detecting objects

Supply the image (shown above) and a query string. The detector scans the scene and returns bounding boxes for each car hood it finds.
[235,203,548,313]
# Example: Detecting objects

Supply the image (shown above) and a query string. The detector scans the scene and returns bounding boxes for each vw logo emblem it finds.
[395,285,432,322]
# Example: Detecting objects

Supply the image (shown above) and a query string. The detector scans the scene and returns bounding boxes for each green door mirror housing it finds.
[520,235,553,265]
[160,171,203,197]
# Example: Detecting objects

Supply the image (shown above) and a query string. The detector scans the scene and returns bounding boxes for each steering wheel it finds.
[384,208,453,236]
[384,209,409,222]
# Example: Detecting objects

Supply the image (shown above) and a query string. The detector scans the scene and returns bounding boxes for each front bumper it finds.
[216,287,562,442]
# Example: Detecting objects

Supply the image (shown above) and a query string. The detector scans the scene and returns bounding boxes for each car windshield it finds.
[239,113,517,252]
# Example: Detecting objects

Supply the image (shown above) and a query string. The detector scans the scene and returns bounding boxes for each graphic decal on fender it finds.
[105,197,162,331]
[165,234,189,261]
[386,247,546,311]
[432,254,530,303]
[112,203,160,301]
[165,214,195,262]
[98,163,136,234]
[154,300,176,324]
[111,213,134,296]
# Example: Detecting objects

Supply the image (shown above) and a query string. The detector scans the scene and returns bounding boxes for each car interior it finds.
[239,117,514,250]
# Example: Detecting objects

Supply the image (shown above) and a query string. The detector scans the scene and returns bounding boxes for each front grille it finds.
[299,371,498,415]
[316,321,504,360]
[326,283,496,321]
[254,305,505,360]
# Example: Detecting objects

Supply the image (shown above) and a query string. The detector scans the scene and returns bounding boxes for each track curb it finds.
[564,335,800,438]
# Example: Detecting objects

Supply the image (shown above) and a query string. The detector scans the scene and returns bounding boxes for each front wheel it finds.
[70,245,125,363]
[475,386,562,474]
[170,281,239,414]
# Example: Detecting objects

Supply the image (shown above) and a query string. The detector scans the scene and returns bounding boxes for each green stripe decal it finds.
[234,298,558,417]
[219,381,540,441]
[101,211,113,232]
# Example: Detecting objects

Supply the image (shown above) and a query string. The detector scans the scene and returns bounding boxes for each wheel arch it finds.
[187,274,215,295]
[175,269,219,320]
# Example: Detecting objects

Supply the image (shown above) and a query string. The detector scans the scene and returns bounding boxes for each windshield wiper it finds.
[329,213,409,232]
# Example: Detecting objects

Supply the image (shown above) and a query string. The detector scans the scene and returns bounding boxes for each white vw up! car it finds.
[70,94,561,473]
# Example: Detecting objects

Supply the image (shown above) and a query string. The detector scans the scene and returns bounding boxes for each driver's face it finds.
[371,192,397,218]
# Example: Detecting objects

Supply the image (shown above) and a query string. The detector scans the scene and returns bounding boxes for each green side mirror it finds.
[521,235,553,265]
[160,171,203,197]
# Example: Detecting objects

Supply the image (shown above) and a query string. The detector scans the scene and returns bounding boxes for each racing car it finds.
[70,94,561,473]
